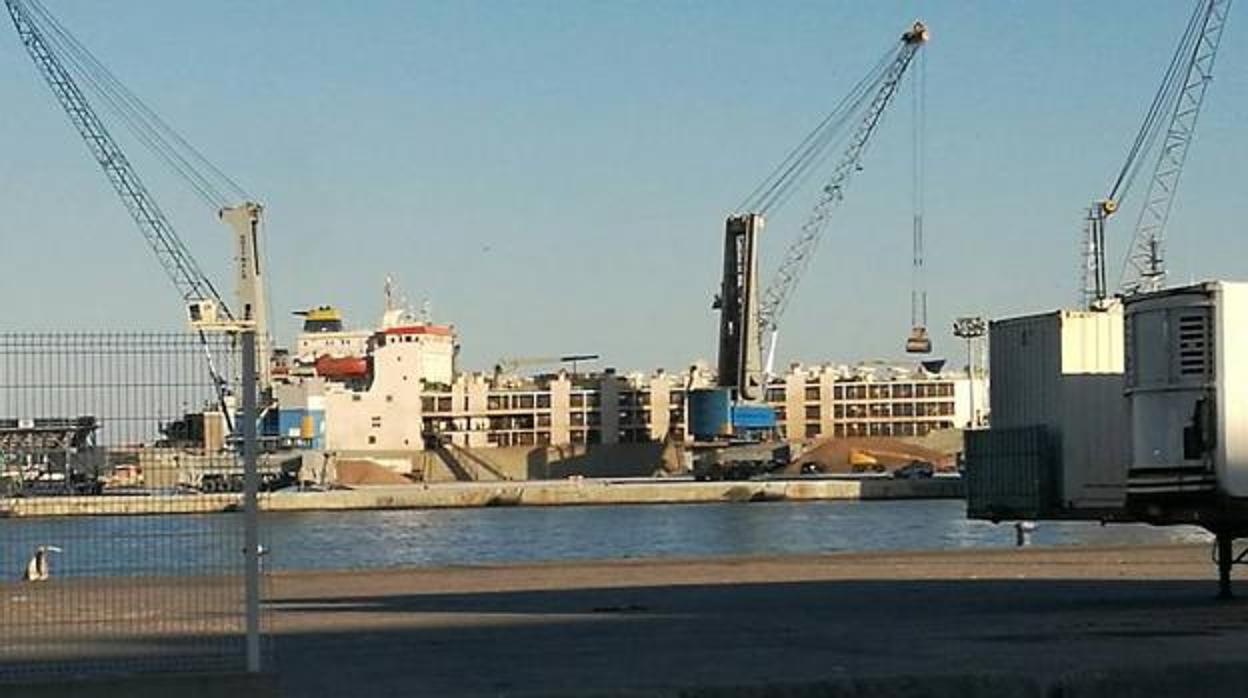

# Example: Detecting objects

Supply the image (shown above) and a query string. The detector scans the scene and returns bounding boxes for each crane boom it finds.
[5,0,231,318]
[758,22,928,349]
[1120,0,1230,294]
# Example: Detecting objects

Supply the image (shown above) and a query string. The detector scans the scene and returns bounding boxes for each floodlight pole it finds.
[953,317,987,428]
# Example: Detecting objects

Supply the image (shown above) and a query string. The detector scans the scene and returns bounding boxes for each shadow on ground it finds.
[8,576,1248,697]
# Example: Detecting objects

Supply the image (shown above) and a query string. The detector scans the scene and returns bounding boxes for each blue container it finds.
[277,409,306,438]
[273,408,324,448]
[688,388,732,439]
[731,404,777,430]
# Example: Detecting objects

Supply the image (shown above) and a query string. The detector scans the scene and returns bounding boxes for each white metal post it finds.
[966,337,975,429]
[241,330,261,672]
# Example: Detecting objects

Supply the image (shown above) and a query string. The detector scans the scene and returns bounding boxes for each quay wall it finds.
[0,477,962,518]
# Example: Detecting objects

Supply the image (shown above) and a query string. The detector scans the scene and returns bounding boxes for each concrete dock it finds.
[4,543,1246,696]
[0,476,962,517]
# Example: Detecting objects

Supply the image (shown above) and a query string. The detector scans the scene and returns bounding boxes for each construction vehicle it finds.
[6,0,275,420]
[691,21,929,480]
[1081,0,1229,308]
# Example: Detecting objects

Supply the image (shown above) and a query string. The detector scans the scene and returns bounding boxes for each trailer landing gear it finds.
[1214,534,1247,600]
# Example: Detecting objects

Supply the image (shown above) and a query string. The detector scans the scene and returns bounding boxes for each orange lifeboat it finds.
[314,355,368,380]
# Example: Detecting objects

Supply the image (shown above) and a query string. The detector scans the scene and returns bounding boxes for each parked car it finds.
[892,461,934,479]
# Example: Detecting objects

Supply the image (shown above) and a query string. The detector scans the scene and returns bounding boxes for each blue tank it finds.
[688,388,732,440]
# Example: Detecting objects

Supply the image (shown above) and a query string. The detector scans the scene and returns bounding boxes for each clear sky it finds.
[2,1,1246,373]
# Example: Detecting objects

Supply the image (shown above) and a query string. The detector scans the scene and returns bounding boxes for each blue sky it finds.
[2,1,1246,372]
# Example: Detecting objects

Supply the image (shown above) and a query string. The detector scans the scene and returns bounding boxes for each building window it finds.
[516,394,535,409]
[833,424,846,438]
[537,413,551,427]
[368,435,377,445]
[537,394,551,409]
[421,396,435,411]
[438,397,452,412]
[833,385,844,399]
[833,405,844,419]
[766,387,786,402]
[571,412,585,426]
[805,386,820,401]
[805,405,820,420]
[806,422,822,437]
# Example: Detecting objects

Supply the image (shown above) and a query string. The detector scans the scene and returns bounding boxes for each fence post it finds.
[241,329,261,673]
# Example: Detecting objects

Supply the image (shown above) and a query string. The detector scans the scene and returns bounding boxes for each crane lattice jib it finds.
[6,0,231,317]
[758,24,927,336]
[1120,0,1230,294]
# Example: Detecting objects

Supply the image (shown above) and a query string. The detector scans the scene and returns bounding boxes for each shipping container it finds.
[967,306,1129,519]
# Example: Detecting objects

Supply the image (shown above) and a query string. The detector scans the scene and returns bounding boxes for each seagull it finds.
[22,545,63,582]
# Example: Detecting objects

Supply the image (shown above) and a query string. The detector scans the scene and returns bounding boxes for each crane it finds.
[697,21,928,481]
[718,21,929,401]
[6,0,274,396]
[1082,0,1230,307]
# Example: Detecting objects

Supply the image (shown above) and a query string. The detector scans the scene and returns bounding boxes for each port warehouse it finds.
[0,303,980,492]
[250,302,981,479]
[303,362,975,448]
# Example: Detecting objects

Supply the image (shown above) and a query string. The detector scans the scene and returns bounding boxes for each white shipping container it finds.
[988,306,1128,510]
[1124,281,1248,498]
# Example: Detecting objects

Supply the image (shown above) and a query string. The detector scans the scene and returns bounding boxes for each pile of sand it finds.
[790,433,959,474]
[334,459,414,485]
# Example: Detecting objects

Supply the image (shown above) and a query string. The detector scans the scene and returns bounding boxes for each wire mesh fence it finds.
[0,332,270,681]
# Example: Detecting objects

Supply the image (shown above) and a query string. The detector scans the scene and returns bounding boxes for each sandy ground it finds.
[3,544,1247,696]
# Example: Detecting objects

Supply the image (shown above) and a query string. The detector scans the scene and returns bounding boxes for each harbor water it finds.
[0,499,1213,579]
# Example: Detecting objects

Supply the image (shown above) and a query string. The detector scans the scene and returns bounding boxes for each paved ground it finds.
[5,544,1248,696]
[262,544,1248,696]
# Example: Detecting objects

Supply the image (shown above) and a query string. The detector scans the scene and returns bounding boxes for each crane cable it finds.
[26,0,251,211]
[739,42,901,216]
[910,48,927,332]
[1107,1,1207,205]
